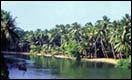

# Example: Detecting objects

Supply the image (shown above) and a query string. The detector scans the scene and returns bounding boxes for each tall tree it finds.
[1,10,21,79]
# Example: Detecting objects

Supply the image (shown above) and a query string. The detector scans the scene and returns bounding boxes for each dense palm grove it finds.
[1,10,131,79]
[12,13,131,59]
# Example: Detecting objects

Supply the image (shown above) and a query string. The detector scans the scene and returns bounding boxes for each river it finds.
[7,55,131,79]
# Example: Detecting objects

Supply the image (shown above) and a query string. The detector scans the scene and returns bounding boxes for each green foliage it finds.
[30,45,41,54]
[40,44,49,54]
[116,55,131,69]
[64,40,79,57]
[1,9,131,79]
[17,13,131,60]
[2,9,131,60]
[1,9,21,79]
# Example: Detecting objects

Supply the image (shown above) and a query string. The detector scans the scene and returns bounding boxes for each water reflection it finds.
[29,55,131,79]
[8,55,131,79]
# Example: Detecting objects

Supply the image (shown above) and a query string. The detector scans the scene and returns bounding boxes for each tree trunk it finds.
[1,53,9,79]
[100,39,108,58]
[94,35,100,58]
[120,52,122,59]
[111,43,116,59]
[94,43,97,58]
[76,52,81,61]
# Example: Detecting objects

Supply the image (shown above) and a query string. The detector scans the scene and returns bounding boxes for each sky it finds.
[1,1,131,31]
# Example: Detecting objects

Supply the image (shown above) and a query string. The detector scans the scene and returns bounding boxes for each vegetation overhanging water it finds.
[1,9,131,79]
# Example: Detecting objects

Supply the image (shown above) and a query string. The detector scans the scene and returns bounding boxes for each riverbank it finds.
[43,54,118,65]
[82,58,118,64]
[2,51,119,65]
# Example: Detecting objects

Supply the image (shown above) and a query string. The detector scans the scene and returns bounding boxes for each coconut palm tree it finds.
[1,10,20,50]
[115,14,131,59]
[109,14,131,59]
[92,16,112,58]
[1,10,21,79]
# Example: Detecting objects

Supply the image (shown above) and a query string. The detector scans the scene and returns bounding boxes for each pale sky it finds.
[1,1,131,31]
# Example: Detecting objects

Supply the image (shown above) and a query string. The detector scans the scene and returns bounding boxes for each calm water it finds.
[8,55,131,79]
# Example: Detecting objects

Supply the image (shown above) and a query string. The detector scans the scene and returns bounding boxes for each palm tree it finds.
[116,14,131,59]
[92,16,112,58]
[107,26,116,59]
[1,10,19,50]
[109,14,131,59]
[1,10,20,79]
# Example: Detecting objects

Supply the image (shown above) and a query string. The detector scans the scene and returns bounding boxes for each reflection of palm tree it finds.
[18,62,27,76]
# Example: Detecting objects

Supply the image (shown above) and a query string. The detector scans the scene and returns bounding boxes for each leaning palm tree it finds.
[116,15,131,59]
[107,25,116,59]
[1,10,20,50]
[109,14,131,59]
[91,16,111,58]
[1,10,20,79]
